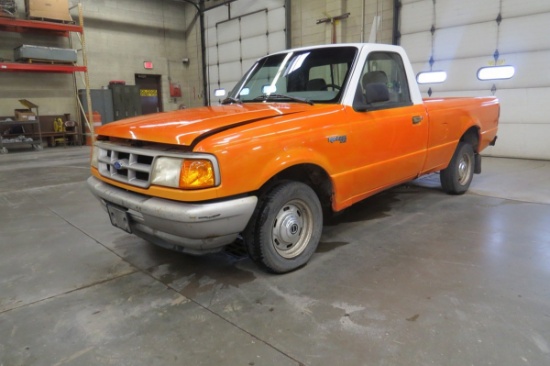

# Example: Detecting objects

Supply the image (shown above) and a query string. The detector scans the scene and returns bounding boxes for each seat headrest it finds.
[365,83,390,104]
[306,78,327,91]
[362,71,388,89]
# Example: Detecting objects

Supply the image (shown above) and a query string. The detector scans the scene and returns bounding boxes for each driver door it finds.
[348,51,429,198]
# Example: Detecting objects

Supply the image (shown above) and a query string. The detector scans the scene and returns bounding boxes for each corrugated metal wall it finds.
[204,0,286,104]
[399,0,550,160]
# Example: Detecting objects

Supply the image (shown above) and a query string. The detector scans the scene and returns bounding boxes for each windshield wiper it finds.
[252,94,313,105]
[221,97,242,105]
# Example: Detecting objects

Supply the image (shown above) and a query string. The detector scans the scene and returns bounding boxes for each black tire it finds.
[244,181,323,274]
[440,141,475,195]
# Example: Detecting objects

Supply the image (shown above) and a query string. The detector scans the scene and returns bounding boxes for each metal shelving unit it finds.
[0,119,43,154]
[0,62,87,73]
[0,99,43,154]
[0,3,93,148]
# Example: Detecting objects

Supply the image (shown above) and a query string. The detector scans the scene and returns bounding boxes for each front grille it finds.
[97,144,156,188]
[95,141,221,189]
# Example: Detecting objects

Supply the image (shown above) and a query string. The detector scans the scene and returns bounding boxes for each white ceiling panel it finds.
[217,40,241,63]
[240,11,268,38]
[400,0,550,159]
[206,46,218,67]
[204,5,227,24]
[400,0,432,34]
[242,57,258,73]
[230,0,284,15]
[484,123,550,160]
[217,20,240,44]
[219,61,242,83]
[205,26,217,48]
[204,0,287,106]
[267,31,286,54]
[434,23,497,60]
[400,32,433,63]
[241,35,268,59]
[495,87,550,125]
[435,0,499,28]
[499,12,550,53]
[414,52,549,95]
[502,0,550,17]
[267,7,286,33]
[208,65,219,86]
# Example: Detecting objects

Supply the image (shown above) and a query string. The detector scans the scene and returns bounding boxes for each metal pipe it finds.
[392,0,400,45]
[285,0,291,47]
[180,0,208,106]
[199,8,208,106]
[361,0,365,43]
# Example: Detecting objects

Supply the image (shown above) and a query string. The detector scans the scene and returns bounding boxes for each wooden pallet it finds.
[27,16,75,24]
[0,12,15,18]
[18,58,75,65]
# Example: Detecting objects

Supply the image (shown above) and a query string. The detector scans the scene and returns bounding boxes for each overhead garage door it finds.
[399,0,550,160]
[204,0,287,105]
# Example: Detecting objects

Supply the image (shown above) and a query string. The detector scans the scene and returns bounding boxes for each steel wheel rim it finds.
[271,199,314,259]
[457,152,472,185]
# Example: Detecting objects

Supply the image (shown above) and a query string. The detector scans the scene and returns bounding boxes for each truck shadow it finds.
[112,179,442,299]
[325,176,443,226]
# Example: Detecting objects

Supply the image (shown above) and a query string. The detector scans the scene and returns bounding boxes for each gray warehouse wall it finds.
[0,0,201,121]
[1,0,394,120]
[291,0,394,47]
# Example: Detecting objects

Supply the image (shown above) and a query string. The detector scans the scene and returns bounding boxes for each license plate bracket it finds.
[107,204,132,233]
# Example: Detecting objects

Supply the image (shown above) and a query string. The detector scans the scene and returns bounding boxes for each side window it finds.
[355,52,411,110]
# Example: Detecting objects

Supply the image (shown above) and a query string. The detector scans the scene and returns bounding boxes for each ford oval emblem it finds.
[113,161,123,170]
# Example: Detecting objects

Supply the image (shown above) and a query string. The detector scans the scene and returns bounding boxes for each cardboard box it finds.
[15,109,36,121]
[25,0,72,22]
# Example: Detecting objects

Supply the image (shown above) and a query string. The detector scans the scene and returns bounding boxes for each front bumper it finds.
[87,176,257,254]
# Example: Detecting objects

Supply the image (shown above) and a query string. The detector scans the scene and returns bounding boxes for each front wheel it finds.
[440,141,475,195]
[245,181,323,274]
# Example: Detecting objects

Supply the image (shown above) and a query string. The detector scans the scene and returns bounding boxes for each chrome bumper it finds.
[87,176,257,254]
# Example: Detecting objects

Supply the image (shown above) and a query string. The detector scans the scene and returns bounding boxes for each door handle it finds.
[412,115,423,124]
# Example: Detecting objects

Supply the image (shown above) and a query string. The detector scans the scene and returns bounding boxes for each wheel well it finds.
[262,164,333,215]
[460,127,480,152]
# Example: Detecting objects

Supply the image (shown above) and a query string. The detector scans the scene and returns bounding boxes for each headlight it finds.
[151,157,217,189]
[151,157,182,187]
[91,146,99,168]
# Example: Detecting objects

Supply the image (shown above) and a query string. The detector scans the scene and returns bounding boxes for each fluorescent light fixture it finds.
[416,71,447,84]
[240,87,250,96]
[214,88,226,97]
[477,65,515,80]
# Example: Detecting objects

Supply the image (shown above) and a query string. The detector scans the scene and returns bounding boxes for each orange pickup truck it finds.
[88,43,499,273]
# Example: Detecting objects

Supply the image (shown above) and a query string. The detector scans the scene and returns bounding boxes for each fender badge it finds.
[328,135,347,144]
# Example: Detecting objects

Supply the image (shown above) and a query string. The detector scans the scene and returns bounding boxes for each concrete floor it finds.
[1,146,549,366]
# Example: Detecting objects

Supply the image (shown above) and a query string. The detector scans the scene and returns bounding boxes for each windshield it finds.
[227,47,358,104]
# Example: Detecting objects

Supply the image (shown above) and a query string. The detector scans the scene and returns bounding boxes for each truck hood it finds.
[96,104,311,146]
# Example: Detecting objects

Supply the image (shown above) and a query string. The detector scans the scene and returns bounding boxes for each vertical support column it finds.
[78,3,94,143]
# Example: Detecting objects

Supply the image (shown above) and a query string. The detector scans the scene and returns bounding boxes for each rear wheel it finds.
[245,181,323,274]
[440,141,475,194]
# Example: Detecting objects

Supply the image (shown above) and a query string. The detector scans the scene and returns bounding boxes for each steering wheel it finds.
[325,84,341,91]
